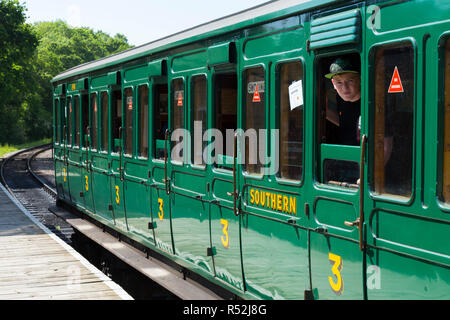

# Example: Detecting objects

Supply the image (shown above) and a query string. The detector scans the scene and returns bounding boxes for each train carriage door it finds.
[150,67,174,255]
[364,1,450,299]
[86,90,99,214]
[308,8,366,299]
[232,18,310,299]
[65,84,85,208]
[240,56,309,298]
[54,86,70,202]
[79,81,95,213]
[121,64,154,246]
[110,87,128,231]
[166,48,213,276]
[203,42,246,293]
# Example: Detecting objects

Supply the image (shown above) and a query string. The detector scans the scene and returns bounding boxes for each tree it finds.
[0,0,38,144]
[26,21,133,141]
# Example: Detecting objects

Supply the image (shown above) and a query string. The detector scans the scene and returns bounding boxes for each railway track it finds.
[0,144,214,300]
[0,144,74,244]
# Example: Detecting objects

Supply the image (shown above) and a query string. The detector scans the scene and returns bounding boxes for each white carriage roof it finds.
[52,0,336,82]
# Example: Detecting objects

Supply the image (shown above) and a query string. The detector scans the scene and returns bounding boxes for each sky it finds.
[23,0,271,46]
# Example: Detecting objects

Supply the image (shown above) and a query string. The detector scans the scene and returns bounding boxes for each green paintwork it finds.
[52,0,450,300]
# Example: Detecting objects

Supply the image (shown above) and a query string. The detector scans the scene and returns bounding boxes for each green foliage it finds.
[0,1,133,145]
[0,0,38,145]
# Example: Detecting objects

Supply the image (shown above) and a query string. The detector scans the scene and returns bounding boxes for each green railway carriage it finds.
[52,0,450,299]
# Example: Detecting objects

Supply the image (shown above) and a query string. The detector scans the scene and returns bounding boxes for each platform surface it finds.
[0,183,133,300]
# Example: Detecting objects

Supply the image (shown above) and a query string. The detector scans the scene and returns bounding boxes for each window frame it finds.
[123,86,134,157]
[152,80,169,162]
[314,52,362,191]
[90,92,99,152]
[368,39,417,204]
[274,58,305,186]
[242,63,267,179]
[100,90,109,154]
[137,84,149,160]
[190,73,208,170]
[438,35,450,210]
[171,77,186,165]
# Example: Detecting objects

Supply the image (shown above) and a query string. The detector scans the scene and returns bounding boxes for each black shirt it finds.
[337,97,361,146]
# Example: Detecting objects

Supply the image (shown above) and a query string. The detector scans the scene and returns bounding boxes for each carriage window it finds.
[191,75,207,166]
[90,93,98,150]
[138,85,149,159]
[214,73,237,169]
[278,61,303,181]
[154,83,168,159]
[74,96,80,147]
[82,94,89,148]
[172,78,185,163]
[317,54,361,187]
[124,88,133,156]
[111,90,122,153]
[100,91,109,152]
[245,67,265,175]
[67,97,73,145]
[371,42,414,198]
[55,99,60,143]
[442,38,450,204]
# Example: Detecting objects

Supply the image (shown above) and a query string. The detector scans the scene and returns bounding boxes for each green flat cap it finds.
[325,58,360,79]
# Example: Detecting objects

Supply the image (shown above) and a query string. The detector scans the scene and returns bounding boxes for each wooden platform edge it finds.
[0,183,133,300]
[48,205,222,300]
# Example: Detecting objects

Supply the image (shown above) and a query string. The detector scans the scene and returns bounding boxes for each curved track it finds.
[0,144,73,243]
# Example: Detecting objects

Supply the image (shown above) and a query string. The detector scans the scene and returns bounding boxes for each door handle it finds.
[344,218,360,228]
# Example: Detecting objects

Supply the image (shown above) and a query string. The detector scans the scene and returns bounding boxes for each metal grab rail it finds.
[344,134,367,251]
[164,129,170,195]
[226,133,239,217]
[118,126,123,181]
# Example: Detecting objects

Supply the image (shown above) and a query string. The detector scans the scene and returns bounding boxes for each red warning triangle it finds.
[253,83,261,103]
[388,66,404,93]
[177,92,183,106]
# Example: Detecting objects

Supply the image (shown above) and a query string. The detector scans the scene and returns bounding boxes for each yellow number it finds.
[85,175,89,192]
[221,219,229,248]
[328,252,344,296]
[158,198,164,220]
[115,185,120,205]
[63,168,66,182]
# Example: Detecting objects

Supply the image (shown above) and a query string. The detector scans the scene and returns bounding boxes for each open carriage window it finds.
[214,72,237,170]
[316,53,361,188]
[153,82,168,160]
[370,42,414,198]
[111,89,122,153]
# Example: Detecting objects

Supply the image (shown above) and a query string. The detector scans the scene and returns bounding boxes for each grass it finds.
[0,138,52,158]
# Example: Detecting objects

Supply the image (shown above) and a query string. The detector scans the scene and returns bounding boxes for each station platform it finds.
[0,183,133,300]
